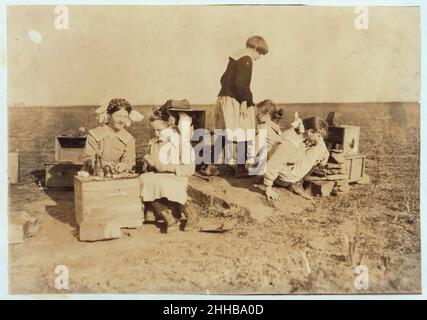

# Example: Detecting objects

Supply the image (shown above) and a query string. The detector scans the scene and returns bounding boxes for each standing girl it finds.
[215,35,269,177]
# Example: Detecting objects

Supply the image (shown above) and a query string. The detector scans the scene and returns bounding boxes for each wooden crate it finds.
[45,163,82,188]
[344,154,366,183]
[8,152,19,184]
[327,125,360,156]
[55,136,87,163]
[74,175,143,228]
[169,109,206,133]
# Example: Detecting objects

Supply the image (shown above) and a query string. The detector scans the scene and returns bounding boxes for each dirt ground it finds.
[8,146,420,295]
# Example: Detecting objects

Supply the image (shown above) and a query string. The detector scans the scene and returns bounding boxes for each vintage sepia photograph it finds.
[5,4,421,295]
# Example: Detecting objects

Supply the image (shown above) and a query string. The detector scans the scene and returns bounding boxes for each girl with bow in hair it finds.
[247,100,285,176]
[83,98,143,175]
[255,99,285,158]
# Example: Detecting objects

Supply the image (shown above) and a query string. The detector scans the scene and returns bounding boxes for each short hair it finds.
[246,35,268,55]
[302,116,328,138]
[107,98,132,115]
[256,99,284,122]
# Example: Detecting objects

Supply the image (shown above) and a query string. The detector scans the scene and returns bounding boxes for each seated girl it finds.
[84,98,143,174]
[141,105,196,233]
[263,116,330,201]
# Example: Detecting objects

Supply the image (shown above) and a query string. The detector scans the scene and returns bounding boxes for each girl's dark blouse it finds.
[218,55,254,107]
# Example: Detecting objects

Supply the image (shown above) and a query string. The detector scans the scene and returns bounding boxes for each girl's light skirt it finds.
[215,96,256,142]
[140,172,189,205]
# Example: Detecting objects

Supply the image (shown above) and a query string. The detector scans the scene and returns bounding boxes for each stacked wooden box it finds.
[9,211,39,244]
[74,175,144,241]
[169,107,207,148]
[306,125,366,197]
[328,125,366,183]
[8,152,19,184]
[44,136,86,188]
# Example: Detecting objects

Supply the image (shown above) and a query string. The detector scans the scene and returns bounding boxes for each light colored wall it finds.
[7,5,420,106]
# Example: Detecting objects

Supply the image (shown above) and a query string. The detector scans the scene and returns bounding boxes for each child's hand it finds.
[291,112,305,133]
[115,162,129,173]
[313,134,325,146]
[141,160,149,173]
[265,186,280,202]
[155,163,176,174]
[240,101,248,118]
[306,133,324,147]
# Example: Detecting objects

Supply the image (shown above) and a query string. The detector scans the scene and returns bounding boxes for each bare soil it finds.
[8,149,420,294]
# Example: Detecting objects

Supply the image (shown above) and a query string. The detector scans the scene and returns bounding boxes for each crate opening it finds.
[57,137,87,149]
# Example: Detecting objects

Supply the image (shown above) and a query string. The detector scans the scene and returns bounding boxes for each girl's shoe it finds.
[287,183,313,200]
[234,164,249,178]
[200,164,220,176]
[158,219,180,234]
[166,219,181,233]
[180,204,200,231]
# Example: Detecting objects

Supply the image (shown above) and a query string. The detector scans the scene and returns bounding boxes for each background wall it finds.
[7,5,420,106]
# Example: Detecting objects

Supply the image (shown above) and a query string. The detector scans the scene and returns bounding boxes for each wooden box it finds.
[74,175,143,228]
[327,125,360,156]
[45,163,82,188]
[55,136,87,163]
[344,154,366,183]
[44,136,87,188]
[169,109,206,133]
[8,152,19,184]
[169,109,206,130]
